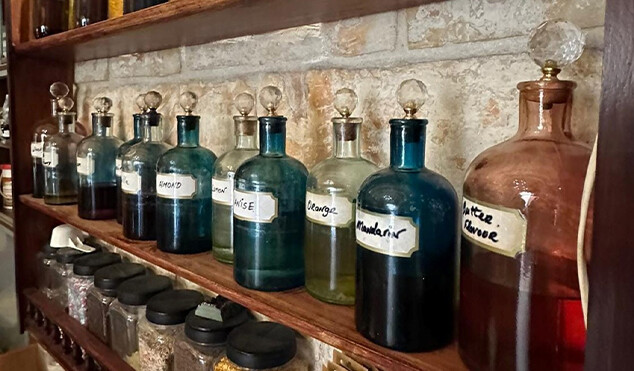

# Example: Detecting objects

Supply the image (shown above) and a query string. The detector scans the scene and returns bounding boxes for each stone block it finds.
[324,12,398,56]
[110,48,181,78]
[75,59,109,83]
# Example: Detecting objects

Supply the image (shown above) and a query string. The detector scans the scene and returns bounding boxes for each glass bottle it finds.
[156,92,217,254]
[108,0,124,18]
[117,94,146,224]
[304,88,378,305]
[121,91,170,240]
[233,86,308,291]
[212,93,259,264]
[355,79,458,352]
[75,0,108,27]
[77,97,123,220]
[44,97,84,205]
[458,21,591,371]
[33,0,70,38]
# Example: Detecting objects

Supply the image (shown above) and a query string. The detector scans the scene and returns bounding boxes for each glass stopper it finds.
[334,88,357,118]
[396,79,427,118]
[135,93,148,113]
[49,82,69,99]
[92,97,112,114]
[235,92,255,116]
[57,97,74,113]
[528,20,585,79]
[144,91,162,110]
[259,86,282,116]
[179,92,198,115]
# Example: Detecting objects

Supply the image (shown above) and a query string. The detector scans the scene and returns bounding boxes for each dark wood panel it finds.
[20,194,466,371]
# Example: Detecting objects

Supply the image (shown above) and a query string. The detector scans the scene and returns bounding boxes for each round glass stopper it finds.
[235,93,255,116]
[528,20,585,69]
[58,97,74,112]
[136,94,148,112]
[179,92,198,115]
[259,86,282,115]
[397,79,427,118]
[334,88,357,118]
[92,97,112,114]
[50,82,69,99]
[145,91,163,110]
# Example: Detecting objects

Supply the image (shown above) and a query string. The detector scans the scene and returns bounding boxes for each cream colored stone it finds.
[76,59,109,83]
[325,12,397,56]
[110,49,181,78]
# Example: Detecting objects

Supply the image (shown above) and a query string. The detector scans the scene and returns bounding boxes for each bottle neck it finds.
[389,119,427,171]
[92,114,112,137]
[133,114,143,139]
[234,118,258,150]
[259,117,286,157]
[177,116,199,147]
[58,113,76,133]
[236,134,257,149]
[516,81,573,141]
[333,122,361,158]
[50,99,57,117]
[143,111,163,143]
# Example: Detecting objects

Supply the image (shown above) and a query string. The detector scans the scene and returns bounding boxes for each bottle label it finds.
[212,174,234,206]
[31,142,43,159]
[233,189,278,223]
[461,196,527,258]
[156,173,197,199]
[305,192,354,227]
[76,156,94,176]
[115,158,122,177]
[121,171,141,194]
[42,148,58,168]
[355,208,419,258]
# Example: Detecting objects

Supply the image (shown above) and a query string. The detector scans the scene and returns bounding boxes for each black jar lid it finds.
[93,263,145,297]
[55,247,91,264]
[184,302,250,345]
[72,252,121,276]
[145,289,204,326]
[41,243,57,260]
[227,322,297,369]
[117,275,173,306]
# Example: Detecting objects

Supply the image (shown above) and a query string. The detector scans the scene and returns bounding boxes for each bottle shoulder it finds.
[307,157,379,196]
[157,146,217,173]
[122,142,171,163]
[214,148,259,176]
[235,155,308,183]
[78,136,123,153]
[45,132,83,147]
[117,138,142,156]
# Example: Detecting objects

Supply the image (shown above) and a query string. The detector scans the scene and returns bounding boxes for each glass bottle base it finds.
[44,195,77,205]
[212,246,233,264]
[306,277,355,305]
[234,268,304,292]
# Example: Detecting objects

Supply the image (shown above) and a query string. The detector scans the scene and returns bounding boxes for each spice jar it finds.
[139,289,204,371]
[214,322,307,371]
[110,275,173,369]
[68,252,121,325]
[174,300,251,371]
[50,247,92,308]
[36,243,58,299]
[86,262,145,343]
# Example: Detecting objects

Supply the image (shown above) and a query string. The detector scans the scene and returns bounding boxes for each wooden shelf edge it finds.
[19,194,467,371]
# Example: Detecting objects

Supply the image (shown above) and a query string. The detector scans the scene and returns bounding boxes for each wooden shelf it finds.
[13,0,440,61]
[20,194,466,371]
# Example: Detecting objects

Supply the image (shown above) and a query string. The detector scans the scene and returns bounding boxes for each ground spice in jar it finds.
[51,247,91,308]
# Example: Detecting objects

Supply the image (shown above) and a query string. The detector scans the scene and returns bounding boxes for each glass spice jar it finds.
[86,263,145,343]
[110,275,173,369]
[174,301,250,371]
[214,322,307,371]
[138,289,204,371]
[75,0,108,27]
[68,252,121,325]
[37,243,58,299]
[50,247,92,308]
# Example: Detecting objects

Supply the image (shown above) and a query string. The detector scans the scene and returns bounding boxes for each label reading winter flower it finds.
[355,208,419,258]
[121,171,141,194]
[212,173,234,206]
[31,142,44,159]
[305,192,354,227]
[156,173,197,199]
[233,189,278,223]
[42,148,58,168]
[76,156,94,176]
[461,196,527,258]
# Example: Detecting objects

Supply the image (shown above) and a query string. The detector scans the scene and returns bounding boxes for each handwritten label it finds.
[233,189,278,223]
[31,142,44,159]
[76,156,94,176]
[121,171,141,194]
[355,208,419,258]
[42,148,58,168]
[156,173,197,199]
[212,173,234,205]
[305,192,354,227]
[115,158,122,177]
[461,196,527,257]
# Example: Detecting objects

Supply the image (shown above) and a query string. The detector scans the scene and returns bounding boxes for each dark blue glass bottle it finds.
[156,92,217,254]
[233,86,308,291]
[355,80,458,352]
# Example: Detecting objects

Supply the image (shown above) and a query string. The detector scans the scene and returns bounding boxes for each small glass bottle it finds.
[50,247,91,308]
[121,91,170,240]
[110,275,173,369]
[355,79,458,352]
[458,21,591,371]
[108,0,124,18]
[233,86,308,291]
[44,96,85,205]
[77,97,123,220]
[138,289,205,371]
[156,92,217,254]
[75,0,108,27]
[33,0,70,38]
[117,94,146,224]
[212,93,259,264]
[304,88,378,305]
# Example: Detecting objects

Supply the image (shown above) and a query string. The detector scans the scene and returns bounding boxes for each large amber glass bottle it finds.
[458,21,591,370]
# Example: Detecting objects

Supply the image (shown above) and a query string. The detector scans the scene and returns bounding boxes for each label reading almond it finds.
[156,173,197,199]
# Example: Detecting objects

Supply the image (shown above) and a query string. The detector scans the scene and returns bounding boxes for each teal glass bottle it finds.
[233,86,308,291]
[76,97,123,220]
[121,91,170,240]
[212,93,259,264]
[304,88,378,305]
[156,92,217,254]
[116,94,146,224]
[44,97,84,205]
[355,80,458,352]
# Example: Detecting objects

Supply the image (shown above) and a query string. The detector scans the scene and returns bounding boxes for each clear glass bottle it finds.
[86,262,145,343]
[156,92,217,254]
[212,93,259,264]
[355,79,458,352]
[304,88,378,305]
[233,86,308,291]
[77,97,123,220]
[458,21,591,371]
[33,0,70,38]
[75,0,108,27]
[50,247,91,308]
[121,91,170,240]
[138,289,205,371]
[117,94,146,224]
[110,275,173,369]
[44,96,85,205]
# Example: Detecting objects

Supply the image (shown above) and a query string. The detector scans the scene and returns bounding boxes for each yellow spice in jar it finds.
[108,0,124,18]
[215,356,239,371]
